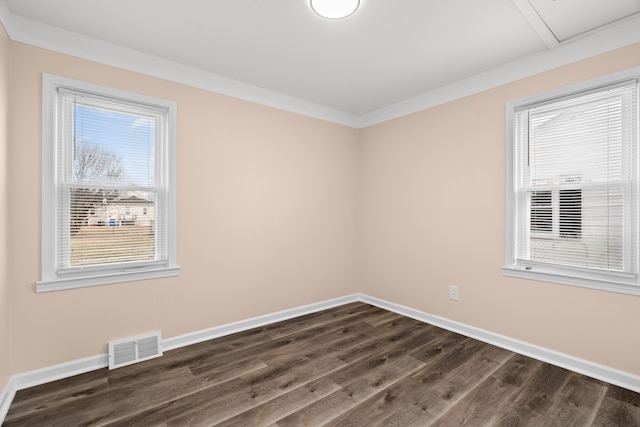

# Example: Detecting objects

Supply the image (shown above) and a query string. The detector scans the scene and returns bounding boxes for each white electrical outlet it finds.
[448,285,459,301]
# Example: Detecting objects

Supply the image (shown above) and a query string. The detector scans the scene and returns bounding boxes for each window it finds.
[503,68,639,295]
[38,75,179,292]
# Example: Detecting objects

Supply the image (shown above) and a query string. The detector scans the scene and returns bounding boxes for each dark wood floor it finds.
[4,302,640,426]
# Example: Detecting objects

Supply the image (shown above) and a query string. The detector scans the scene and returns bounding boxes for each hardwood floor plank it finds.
[375,342,513,426]
[538,374,608,427]
[605,383,640,407]
[491,353,542,387]
[361,309,404,326]
[187,356,269,388]
[105,376,250,426]
[261,302,382,340]
[483,359,574,426]
[3,369,109,421]
[336,317,441,364]
[5,302,640,426]
[408,330,469,362]
[427,353,543,426]
[182,303,381,376]
[259,317,387,362]
[409,336,489,387]
[592,395,640,426]
[94,357,266,426]
[215,378,341,427]
[515,362,573,413]
[275,354,425,426]
[330,331,437,388]
[5,366,201,426]
[429,376,519,427]
[165,354,348,426]
[294,332,486,427]
[189,310,383,377]
[272,384,361,426]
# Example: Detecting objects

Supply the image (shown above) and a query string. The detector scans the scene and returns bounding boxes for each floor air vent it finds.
[108,331,163,369]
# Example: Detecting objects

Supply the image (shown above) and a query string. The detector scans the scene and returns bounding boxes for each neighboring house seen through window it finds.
[503,68,639,295]
[38,75,179,292]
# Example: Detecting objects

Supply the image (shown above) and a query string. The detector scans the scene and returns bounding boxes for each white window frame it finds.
[503,67,640,296]
[38,74,180,292]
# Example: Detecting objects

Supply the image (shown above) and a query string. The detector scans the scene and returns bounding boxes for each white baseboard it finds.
[0,353,108,423]
[10,354,109,392]
[0,378,16,423]
[359,294,640,394]
[1,292,638,424]
[162,294,360,351]
[0,293,360,424]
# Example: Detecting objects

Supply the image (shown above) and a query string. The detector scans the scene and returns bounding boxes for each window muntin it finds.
[39,75,179,292]
[504,71,639,294]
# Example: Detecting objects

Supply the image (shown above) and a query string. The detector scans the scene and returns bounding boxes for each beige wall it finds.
[360,42,640,376]
[4,28,640,381]
[7,42,360,373]
[0,22,10,391]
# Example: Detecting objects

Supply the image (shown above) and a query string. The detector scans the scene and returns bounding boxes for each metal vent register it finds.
[108,331,163,369]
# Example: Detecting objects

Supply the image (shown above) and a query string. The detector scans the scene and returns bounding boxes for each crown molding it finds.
[358,14,640,128]
[0,1,639,129]
[0,6,360,128]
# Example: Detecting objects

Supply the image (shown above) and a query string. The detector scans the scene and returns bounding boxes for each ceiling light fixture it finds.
[310,0,360,19]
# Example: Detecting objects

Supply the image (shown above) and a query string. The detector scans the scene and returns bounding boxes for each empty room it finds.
[1,0,640,425]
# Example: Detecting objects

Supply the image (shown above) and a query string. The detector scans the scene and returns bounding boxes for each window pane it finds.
[528,92,624,186]
[73,103,156,187]
[69,189,157,267]
[580,186,623,270]
[58,90,165,270]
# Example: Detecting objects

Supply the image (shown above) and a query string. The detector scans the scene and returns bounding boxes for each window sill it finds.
[501,265,640,296]
[36,266,181,293]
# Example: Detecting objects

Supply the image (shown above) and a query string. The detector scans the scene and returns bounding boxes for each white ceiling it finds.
[1,0,640,127]
[528,0,640,42]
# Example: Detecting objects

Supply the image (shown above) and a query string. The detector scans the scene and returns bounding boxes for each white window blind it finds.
[510,78,638,289]
[57,89,167,272]
[39,75,179,292]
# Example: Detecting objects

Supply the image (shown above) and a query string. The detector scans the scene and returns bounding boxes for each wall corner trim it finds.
[1,292,639,423]
[2,6,640,129]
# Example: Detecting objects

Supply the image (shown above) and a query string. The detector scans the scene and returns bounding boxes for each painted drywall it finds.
[4,23,640,383]
[0,20,10,392]
[7,42,360,374]
[360,42,640,376]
